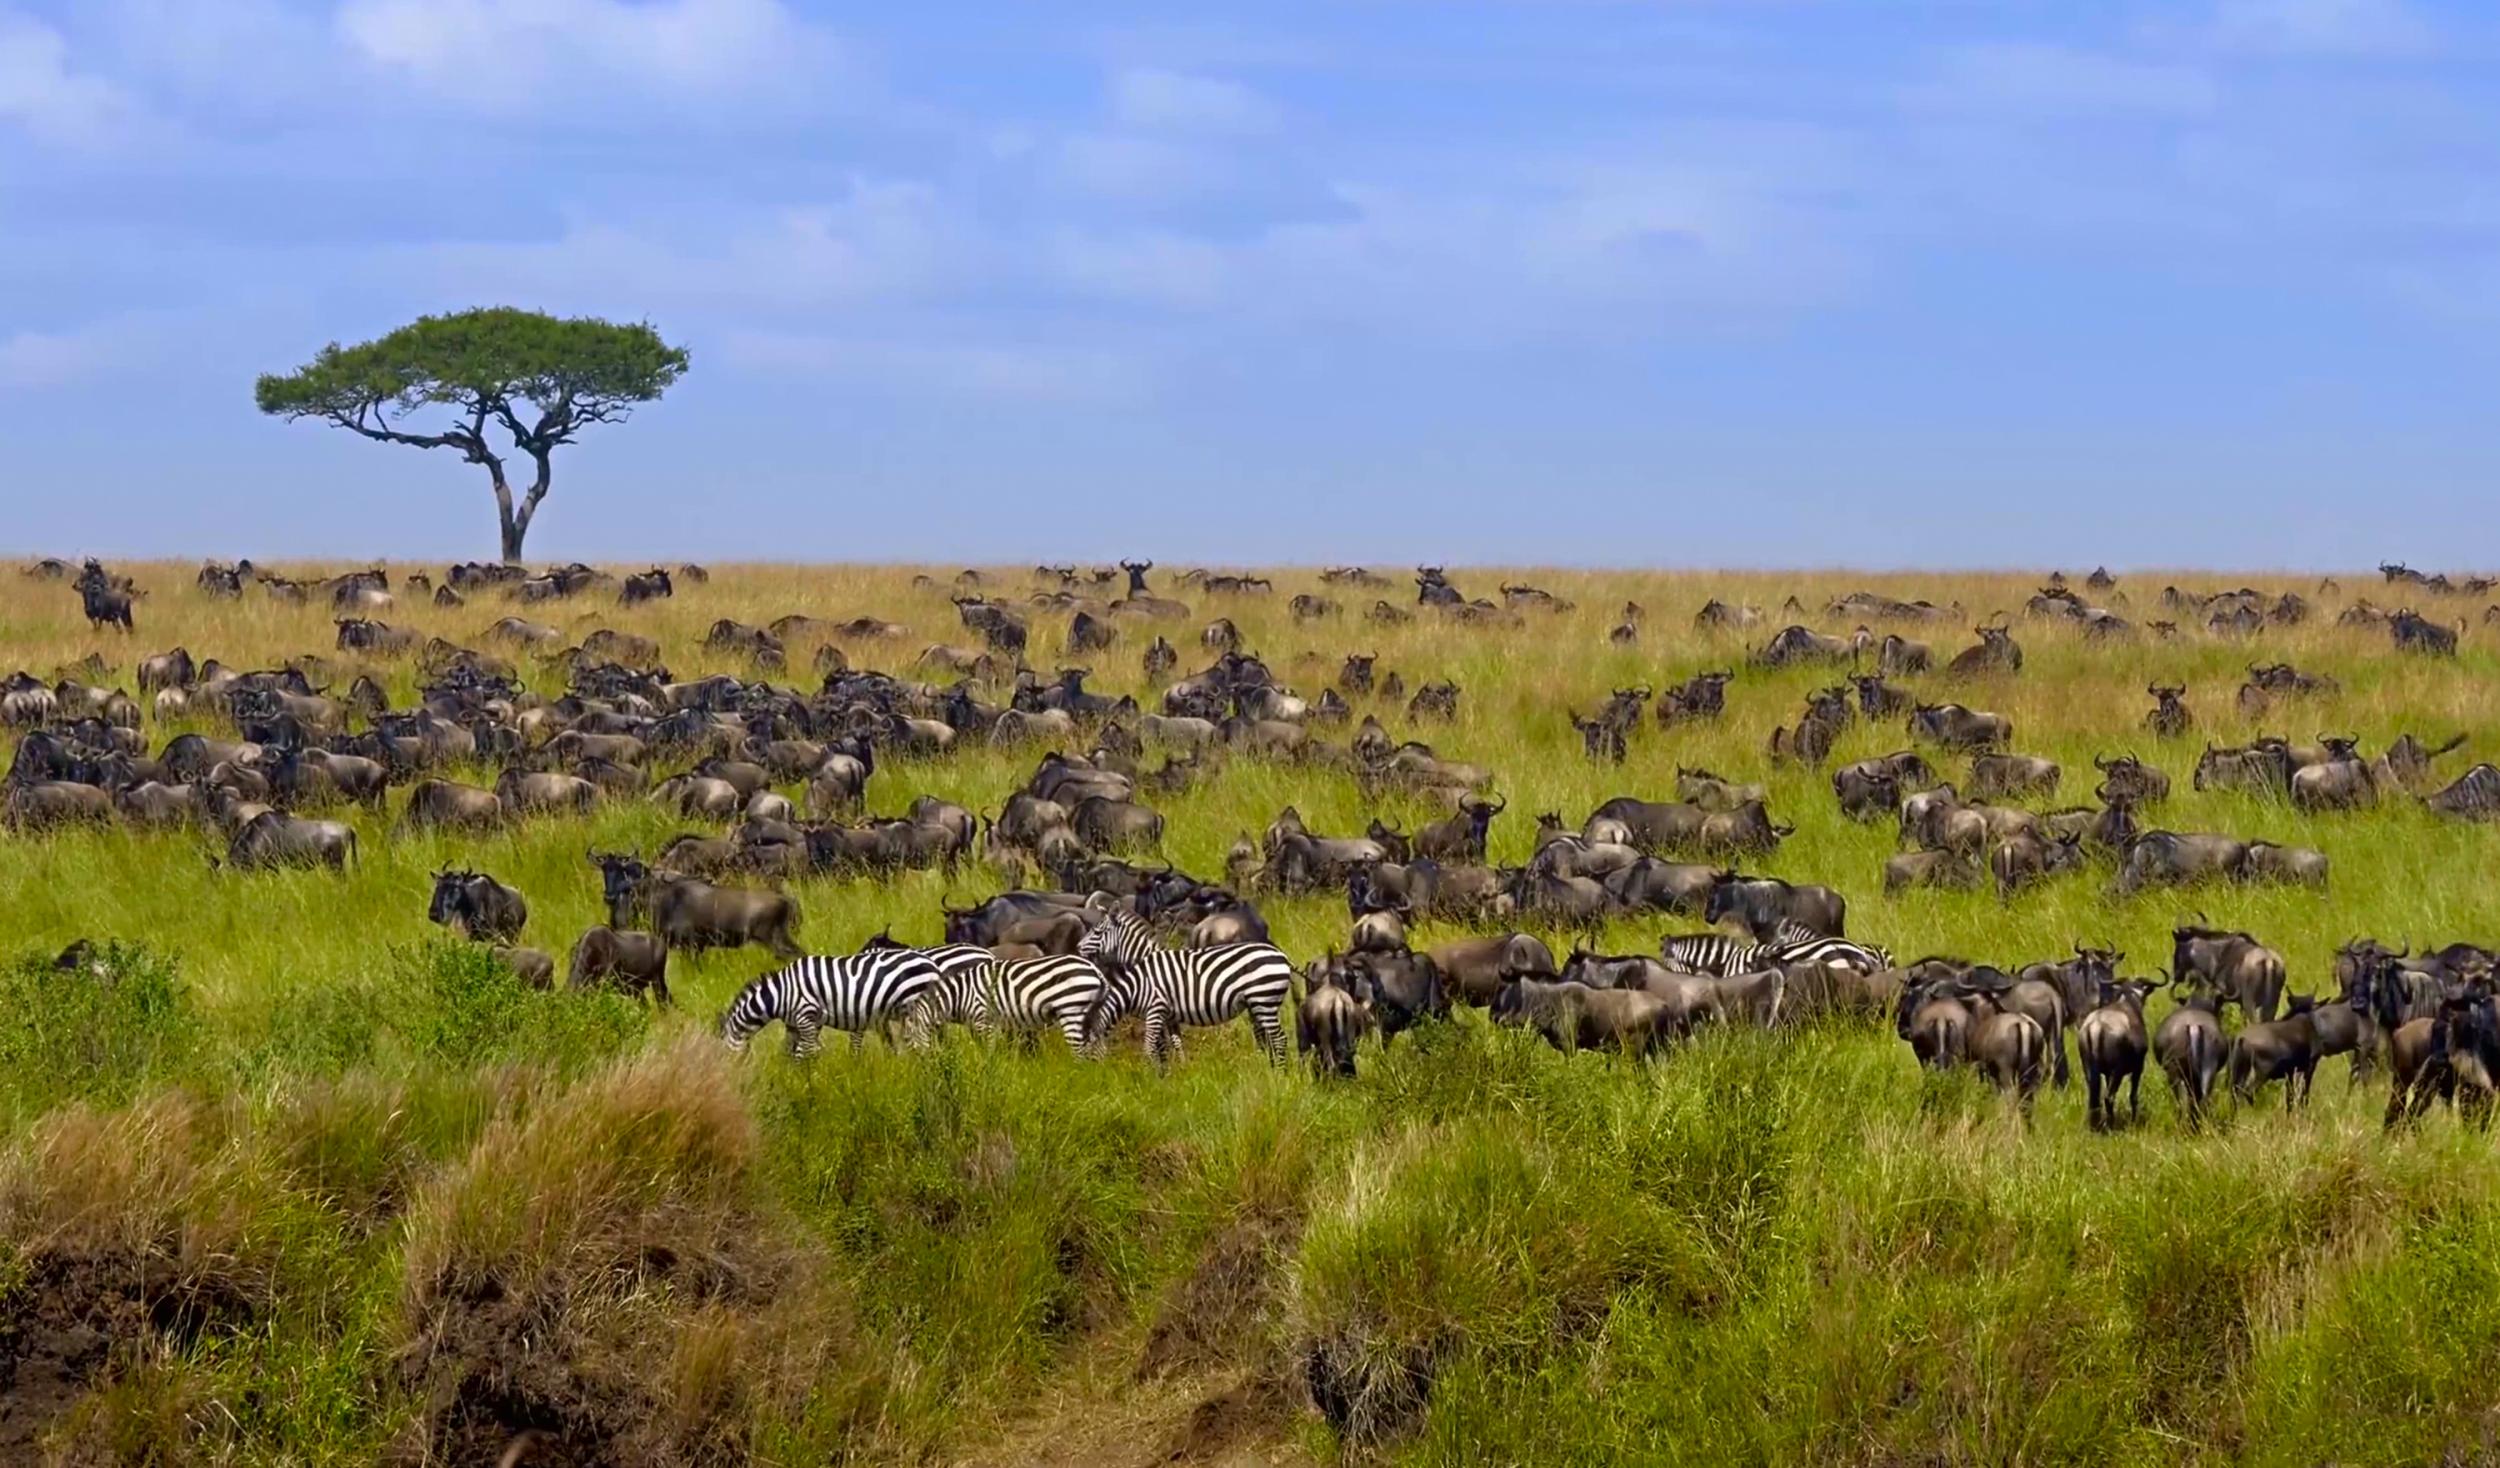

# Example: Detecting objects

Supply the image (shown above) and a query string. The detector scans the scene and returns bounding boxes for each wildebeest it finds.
[1296,983,1372,1078]
[2243,840,2329,887]
[1967,752,2060,801]
[224,810,356,870]
[1961,983,2050,1103]
[2174,924,2287,1022]
[2228,995,2321,1109]
[591,852,802,957]
[2112,831,2250,894]
[2075,978,2158,1129]
[622,567,674,605]
[2090,753,2170,807]
[2389,608,2460,657]
[1492,976,1670,1057]
[1907,702,2010,751]
[2144,685,2191,738]
[1413,794,1502,863]
[2154,990,2227,1126]
[1752,624,1867,668]
[1884,848,1984,893]
[567,926,672,1005]
[2426,763,2500,820]
[2289,736,2377,812]
[402,778,505,831]
[1429,932,1559,1006]
[1944,624,2021,678]
[1988,829,2085,898]
[427,869,529,943]
[1896,978,1970,1070]
[74,560,136,632]
[1704,872,1846,939]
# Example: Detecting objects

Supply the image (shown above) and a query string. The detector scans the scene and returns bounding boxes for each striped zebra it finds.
[886,941,997,1042]
[1076,903,1294,1067]
[964,954,1111,1056]
[720,948,946,1056]
[1661,921,1892,978]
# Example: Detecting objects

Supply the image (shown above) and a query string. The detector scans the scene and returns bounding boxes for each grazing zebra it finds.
[963,954,1110,1056]
[1076,902,1295,1067]
[863,937,992,1042]
[1661,921,1891,978]
[719,948,946,1056]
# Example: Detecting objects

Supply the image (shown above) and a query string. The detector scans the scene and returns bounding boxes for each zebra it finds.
[1076,902,1294,1067]
[862,936,992,1043]
[719,948,946,1057]
[961,954,1111,1056]
[1661,921,1891,979]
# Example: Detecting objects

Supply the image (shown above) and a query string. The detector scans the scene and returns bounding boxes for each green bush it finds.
[0,941,195,1119]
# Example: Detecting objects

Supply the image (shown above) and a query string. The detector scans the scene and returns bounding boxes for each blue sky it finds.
[2,0,2496,568]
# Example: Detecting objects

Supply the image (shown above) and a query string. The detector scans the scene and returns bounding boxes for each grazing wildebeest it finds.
[224,810,356,870]
[1492,976,1670,1057]
[2076,978,2159,1129]
[427,869,529,943]
[2228,995,2321,1109]
[600,854,802,959]
[1704,872,1846,939]
[1297,983,1372,1078]
[2173,924,2287,1022]
[567,926,672,1005]
[2155,990,2227,1126]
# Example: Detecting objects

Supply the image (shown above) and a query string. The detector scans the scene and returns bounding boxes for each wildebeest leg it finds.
[2126,1066,2142,1126]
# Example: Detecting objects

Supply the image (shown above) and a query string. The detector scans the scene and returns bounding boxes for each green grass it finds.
[4,562,2500,1464]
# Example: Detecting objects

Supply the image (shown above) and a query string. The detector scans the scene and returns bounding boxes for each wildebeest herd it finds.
[12,554,2500,1131]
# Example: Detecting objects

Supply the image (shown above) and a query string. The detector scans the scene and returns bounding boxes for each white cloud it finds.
[2209,0,2432,57]
[335,0,835,110]
[406,179,964,313]
[1908,42,2217,116]
[1110,67,1279,133]
[1043,131,1224,197]
[0,318,150,387]
[0,8,142,145]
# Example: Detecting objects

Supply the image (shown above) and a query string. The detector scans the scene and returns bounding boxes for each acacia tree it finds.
[255,308,689,563]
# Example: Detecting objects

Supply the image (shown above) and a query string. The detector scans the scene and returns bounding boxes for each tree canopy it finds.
[255,308,689,562]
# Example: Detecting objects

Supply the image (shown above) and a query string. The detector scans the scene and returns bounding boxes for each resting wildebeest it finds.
[427,869,529,943]
[1988,829,2085,898]
[567,926,672,1005]
[1907,702,2010,751]
[621,567,674,605]
[2112,830,2249,895]
[224,810,356,870]
[402,778,505,832]
[2243,840,2329,887]
[1944,624,2022,678]
[1751,624,1866,669]
[2389,608,2460,657]
[1704,872,1846,939]
[2174,924,2286,1022]
[1850,674,1915,719]
[2144,685,2191,739]
[2090,753,2169,806]
[2290,736,2377,812]
[1413,793,1501,863]
[2426,763,2500,820]
[1967,752,2060,801]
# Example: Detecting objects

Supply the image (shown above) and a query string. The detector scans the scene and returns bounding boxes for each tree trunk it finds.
[494,452,554,564]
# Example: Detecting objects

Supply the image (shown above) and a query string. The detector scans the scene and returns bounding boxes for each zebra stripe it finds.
[720,949,945,1057]
[1661,923,1893,978]
[1077,906,1293,1066]
[967,954,1110,1055]
[899,942,1003,1041]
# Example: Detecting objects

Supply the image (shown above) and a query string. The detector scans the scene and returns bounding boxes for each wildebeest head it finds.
[589,850,650,920]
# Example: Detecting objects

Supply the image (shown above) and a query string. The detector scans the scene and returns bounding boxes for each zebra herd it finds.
[719,900,1297,1066]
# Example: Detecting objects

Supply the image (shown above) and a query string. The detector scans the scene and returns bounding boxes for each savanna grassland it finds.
[5,559,2500,1467]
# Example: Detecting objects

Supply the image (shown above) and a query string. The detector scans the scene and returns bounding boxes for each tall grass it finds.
[3,561,2500,1462]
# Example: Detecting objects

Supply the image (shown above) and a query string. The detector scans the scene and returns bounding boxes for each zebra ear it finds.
[1083,891,1109,913]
